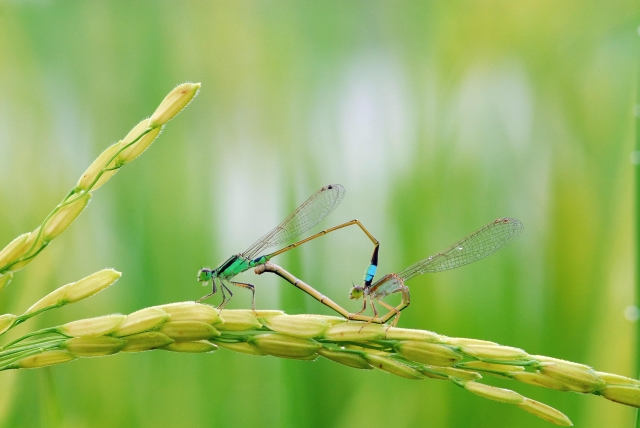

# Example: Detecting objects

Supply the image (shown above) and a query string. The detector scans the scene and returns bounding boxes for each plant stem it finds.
[635,53,640,428]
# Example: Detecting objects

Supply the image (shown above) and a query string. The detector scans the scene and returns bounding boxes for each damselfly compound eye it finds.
[197,269,212,282]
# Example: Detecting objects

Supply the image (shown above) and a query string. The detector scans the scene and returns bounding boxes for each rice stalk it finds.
[0,269,121,337]
[3,306,640,426]
[0,83,201,288]
[0,82,631,427]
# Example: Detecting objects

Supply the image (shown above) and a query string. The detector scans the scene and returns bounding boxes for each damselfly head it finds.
[349,285,364,300]
[197,268,213,283]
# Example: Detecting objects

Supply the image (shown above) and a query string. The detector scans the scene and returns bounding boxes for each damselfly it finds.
[349,217,523,325]
[197,184,380,309]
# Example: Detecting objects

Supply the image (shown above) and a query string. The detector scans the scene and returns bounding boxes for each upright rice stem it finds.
[634,58,640,428]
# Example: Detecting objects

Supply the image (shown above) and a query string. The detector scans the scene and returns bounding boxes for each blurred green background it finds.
[0,1,637,427]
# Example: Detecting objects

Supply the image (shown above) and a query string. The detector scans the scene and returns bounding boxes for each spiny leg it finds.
[376,298,402,328]
[351,296,368,319]
[218,278,227,306]
[231,281,257,311]
[370,297,379,318]
[355,297,377,332]
[359,297,380,330]
[197,278,219,303]
[217,280,233,309]
[380,286,411,324]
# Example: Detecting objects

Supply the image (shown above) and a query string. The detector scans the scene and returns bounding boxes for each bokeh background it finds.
[0,1,637,427]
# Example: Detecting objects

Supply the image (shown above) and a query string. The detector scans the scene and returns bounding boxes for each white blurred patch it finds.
[306,50,415,199]
[338,52,415,192]
[42,72,93,180]
[445,61,554,324]
[211,128,282,255]
[624,305,639,322]
[300,51,416,284]
[209,108,283,307]
[450,61,533,160]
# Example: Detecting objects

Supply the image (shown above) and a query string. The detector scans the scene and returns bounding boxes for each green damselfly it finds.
[197,184,380,309]
[349,217,523,325]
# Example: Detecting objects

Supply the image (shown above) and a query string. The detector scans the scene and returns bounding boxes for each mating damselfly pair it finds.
[197,184,523,325]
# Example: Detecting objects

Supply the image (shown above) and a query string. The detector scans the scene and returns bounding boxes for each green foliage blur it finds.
[0,1,637,427]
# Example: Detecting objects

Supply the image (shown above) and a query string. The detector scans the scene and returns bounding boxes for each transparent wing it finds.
[397,218,523,281]
[241,184,346,259]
